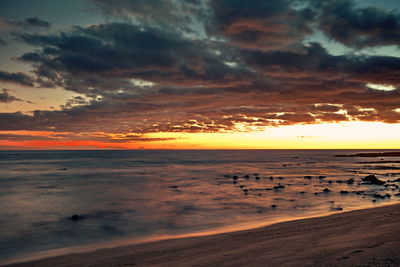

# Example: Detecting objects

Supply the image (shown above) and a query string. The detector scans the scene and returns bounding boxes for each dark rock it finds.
[269,176,274,180]
[278,177,284,180]
[169,185,179,188]
[271,204,277,208]
[239,185,245,189]
[340,191,349,194]
[331,207,343,211]
[319,176,326,179]
[323,188,331,193]
[244,175,250,179]
[362,175,385,185]
[70,214,84,221]
[304,176,312,179]
[255,176,260,180]
[373,193,391,199]
[393,178,400,183]
[394,193,400,197]
[232,175,238,180]
[328,180,333,184]
[347,178,355,185]
[59,168,67,171]
[224,175,230,178]
[254,173,259,176]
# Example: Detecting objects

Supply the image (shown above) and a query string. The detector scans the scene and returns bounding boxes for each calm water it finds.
[1,149,400,263]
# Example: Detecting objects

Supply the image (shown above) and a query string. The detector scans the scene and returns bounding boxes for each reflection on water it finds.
[0,149,399,263]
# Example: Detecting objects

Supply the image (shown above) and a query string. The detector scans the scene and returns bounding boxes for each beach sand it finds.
[10,203,400,267]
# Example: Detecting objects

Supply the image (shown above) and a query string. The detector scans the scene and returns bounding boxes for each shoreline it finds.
[8,202,400,266]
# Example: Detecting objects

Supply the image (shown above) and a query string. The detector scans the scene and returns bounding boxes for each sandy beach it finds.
[9,203,400,267]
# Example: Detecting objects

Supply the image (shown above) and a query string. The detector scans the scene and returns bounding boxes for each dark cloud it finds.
[310,0,400,48]
[0,89,22,103]
[88,0,208,34]
[209,0,313,51]
[16,22,253,92]
[24,17,51,28]
[0,0,399,139]
[2,17,51,29]
[0,70,35,87]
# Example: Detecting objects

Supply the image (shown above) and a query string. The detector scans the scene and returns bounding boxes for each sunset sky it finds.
[0,0,399,149]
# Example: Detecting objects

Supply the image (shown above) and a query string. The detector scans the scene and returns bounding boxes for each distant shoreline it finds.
[335,151,400,157]
[9,203,400,267]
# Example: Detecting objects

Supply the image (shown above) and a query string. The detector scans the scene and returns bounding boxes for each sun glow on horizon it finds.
[144,121,400,149]
[1,121,399,150]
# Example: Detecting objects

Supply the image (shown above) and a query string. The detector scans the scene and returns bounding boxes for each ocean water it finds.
[1,149,400,263]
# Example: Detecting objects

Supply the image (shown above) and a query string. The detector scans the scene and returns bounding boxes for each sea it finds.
[1,149,400,264]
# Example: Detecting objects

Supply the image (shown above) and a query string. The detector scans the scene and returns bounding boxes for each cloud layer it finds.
[0,0,399,144]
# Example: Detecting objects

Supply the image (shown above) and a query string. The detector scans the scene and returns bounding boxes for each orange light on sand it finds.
[0,121,399,149]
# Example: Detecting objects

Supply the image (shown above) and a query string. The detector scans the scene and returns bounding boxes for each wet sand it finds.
[10,203,400,267]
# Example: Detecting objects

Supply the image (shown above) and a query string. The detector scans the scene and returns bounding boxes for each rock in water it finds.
[70,214,84,221]
[362,175,385,185]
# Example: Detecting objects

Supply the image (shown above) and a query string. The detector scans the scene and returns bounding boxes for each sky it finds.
[0,0,399,149]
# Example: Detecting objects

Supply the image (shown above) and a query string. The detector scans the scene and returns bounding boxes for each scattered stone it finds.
[362,175,385,185]
[373,193,391,199]
[70,215,84,221]
[331,207,343,211]
[255,176,260,180]
[224,175,230,178]
[347,178,355,185]
[254,173,259,176]
[244,175,250,179]
[271,204,277,209]
[269,176,274,180]
[328,180,333,184]
[323,188,331,193]
[394,193,400,197]
[319,176,326,179]
[169,185,179,188]
[239,185,245,189]
[340,191,349,194]
[304,176,312,179]
[232,175,238,180]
